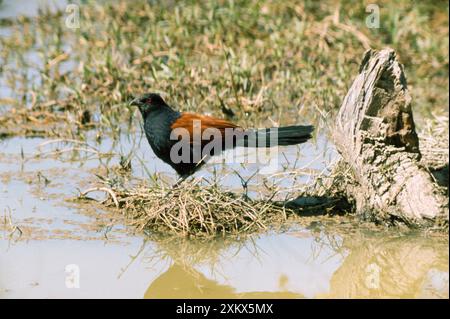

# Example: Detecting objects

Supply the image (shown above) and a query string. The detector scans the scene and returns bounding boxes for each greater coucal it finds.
[131,93,314,180]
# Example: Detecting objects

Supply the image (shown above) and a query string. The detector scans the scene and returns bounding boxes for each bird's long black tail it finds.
[239,125,314,148]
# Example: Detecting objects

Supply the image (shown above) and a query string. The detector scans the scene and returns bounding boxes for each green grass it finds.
[1,0,447,236]
[0,0,448,139]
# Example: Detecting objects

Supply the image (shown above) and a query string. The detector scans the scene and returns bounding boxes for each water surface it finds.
[0,0,448,299]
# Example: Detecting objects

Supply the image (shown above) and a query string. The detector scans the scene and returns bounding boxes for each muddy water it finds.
[0,0,448,299]
[0,133,448,299]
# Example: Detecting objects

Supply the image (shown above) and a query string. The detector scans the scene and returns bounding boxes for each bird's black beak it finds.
[129,97,140,107]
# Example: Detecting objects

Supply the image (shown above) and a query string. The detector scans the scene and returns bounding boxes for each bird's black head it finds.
[130,93,168,117]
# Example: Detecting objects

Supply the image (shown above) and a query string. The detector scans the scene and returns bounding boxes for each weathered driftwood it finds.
[334,48,448,226]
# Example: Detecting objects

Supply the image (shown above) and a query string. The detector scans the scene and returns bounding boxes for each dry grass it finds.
[1,1,448,236]
[419,115,449,197]
[0,0,448,139]
[75,115,448,238]
[419,115,449,171]
[80,176,298,237]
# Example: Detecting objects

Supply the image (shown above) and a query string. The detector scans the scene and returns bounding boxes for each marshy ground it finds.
[0,0,448,298]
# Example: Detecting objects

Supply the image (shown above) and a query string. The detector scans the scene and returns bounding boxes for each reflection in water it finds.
[323,235,449,298]
[137,231,339,299]
[144,264,304,299]
[0,135,447,298]
[0,212,448,298]
[141,230,448,299]
[0,0,447,300]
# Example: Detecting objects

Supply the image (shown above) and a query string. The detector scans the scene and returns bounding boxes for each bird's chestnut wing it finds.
[170,113,243,145]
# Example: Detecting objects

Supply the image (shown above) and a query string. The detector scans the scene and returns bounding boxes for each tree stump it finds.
[334,48,448,227]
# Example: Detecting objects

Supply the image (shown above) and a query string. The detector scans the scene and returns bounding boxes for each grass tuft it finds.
[80,176,298,237]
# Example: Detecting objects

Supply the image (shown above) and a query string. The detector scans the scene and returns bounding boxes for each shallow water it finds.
[0,133,448,299]
[0,0,68,19]
[0,0,448,299]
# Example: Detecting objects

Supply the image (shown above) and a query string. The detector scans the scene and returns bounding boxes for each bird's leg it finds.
[172,175,188,189]
[172,155,209,188]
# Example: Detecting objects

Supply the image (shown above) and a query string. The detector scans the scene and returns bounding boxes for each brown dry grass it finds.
[80,176,298,237]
